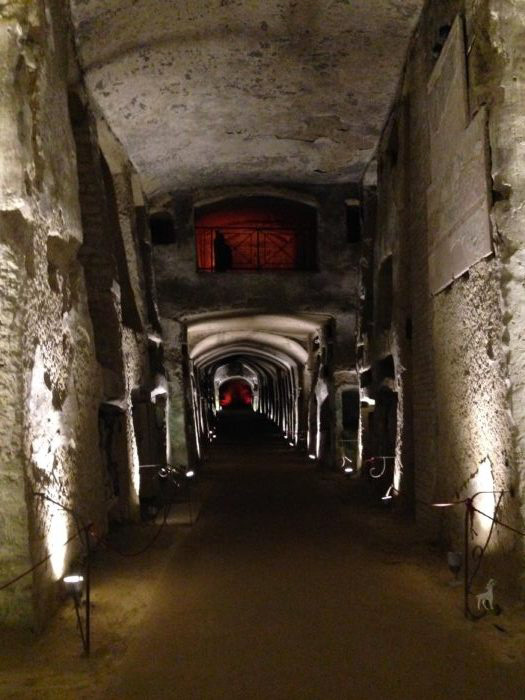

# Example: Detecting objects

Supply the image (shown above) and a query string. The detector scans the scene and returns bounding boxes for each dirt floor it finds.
[2,410,525,699]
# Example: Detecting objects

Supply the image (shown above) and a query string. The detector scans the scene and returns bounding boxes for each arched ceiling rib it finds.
[213,362,259,387]
[191,331,308,365]
[193,343,300,371]
[187,313,329,346]
[70,0,424,196]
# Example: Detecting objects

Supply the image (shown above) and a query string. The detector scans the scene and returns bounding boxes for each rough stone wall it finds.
[0,0,156,627]
[112,172,148,330]
[71,95,151,522]
[371,0,521,580]
[371,99,415,507]
[0,0,107,627]
[71,94,127,398]
[472,0,525,587]
[400,2,458,535]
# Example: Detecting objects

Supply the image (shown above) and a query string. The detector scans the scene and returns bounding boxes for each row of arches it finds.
[183,314,333,466]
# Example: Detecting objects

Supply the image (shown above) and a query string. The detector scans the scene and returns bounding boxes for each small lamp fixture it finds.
[150,374,168,403]
[308,454,316,460]
[382,484,395,501]
[147,332,163,345]
[63,572,89,655]
[185,470,195,479]
[341,455,354,474]
[63,574,84,597]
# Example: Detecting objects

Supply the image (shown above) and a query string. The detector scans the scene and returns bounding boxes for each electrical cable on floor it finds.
[101,501,172,558]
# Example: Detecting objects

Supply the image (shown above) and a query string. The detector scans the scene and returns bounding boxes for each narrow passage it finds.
[104,411,525,699]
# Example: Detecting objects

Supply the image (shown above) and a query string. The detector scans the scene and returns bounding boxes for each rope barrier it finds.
[472,505,525,538]
[370,476,522,620]
[101,502,172,558]
[0,485,179,590]
[0,528,86,592]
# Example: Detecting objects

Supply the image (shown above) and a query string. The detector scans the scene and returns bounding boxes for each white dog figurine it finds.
[476,579,496,611]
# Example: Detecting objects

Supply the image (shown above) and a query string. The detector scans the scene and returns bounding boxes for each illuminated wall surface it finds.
[362,2,524,563]
[195,198,317,271]
[0,1,153,628]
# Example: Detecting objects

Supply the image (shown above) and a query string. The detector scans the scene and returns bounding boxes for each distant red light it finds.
[219,379,253,407]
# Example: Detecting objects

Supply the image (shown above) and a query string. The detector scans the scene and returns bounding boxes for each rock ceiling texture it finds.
[70,0,424,197]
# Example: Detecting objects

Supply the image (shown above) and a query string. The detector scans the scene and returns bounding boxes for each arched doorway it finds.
[219,378,253,409]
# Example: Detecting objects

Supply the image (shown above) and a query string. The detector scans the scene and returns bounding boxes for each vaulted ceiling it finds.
[70,0,423,197]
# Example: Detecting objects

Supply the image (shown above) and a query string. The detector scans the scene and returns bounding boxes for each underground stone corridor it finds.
[4,0,525,696]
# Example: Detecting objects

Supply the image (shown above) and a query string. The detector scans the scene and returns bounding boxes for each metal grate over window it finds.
[195,197,317,272]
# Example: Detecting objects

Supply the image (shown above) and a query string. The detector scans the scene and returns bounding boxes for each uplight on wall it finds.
[48,507,69,579]
[341,455,354,474]
[147,333,162,346]
[150,374,168,403]
[473,456,496,537]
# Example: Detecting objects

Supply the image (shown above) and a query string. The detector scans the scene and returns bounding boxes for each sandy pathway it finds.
[97,411,525,699]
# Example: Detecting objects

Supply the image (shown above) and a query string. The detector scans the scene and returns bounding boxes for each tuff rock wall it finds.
[365,0,524,588]
[0,0,154,628]
[0,0,105,627]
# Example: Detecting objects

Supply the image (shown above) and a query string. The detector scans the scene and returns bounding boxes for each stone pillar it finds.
[163,319,190,468]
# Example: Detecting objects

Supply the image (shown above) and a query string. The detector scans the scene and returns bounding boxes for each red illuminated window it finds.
[195,197,316,271]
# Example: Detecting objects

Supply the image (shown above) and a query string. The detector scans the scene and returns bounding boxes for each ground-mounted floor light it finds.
[341,455,354,474]
[63,570,90,656]
[157,466,196,525]
[382,484,395,501]
[34,492,91,656]
[185,470,195,525]
[308,454,316,460]
[63,573,84,596]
